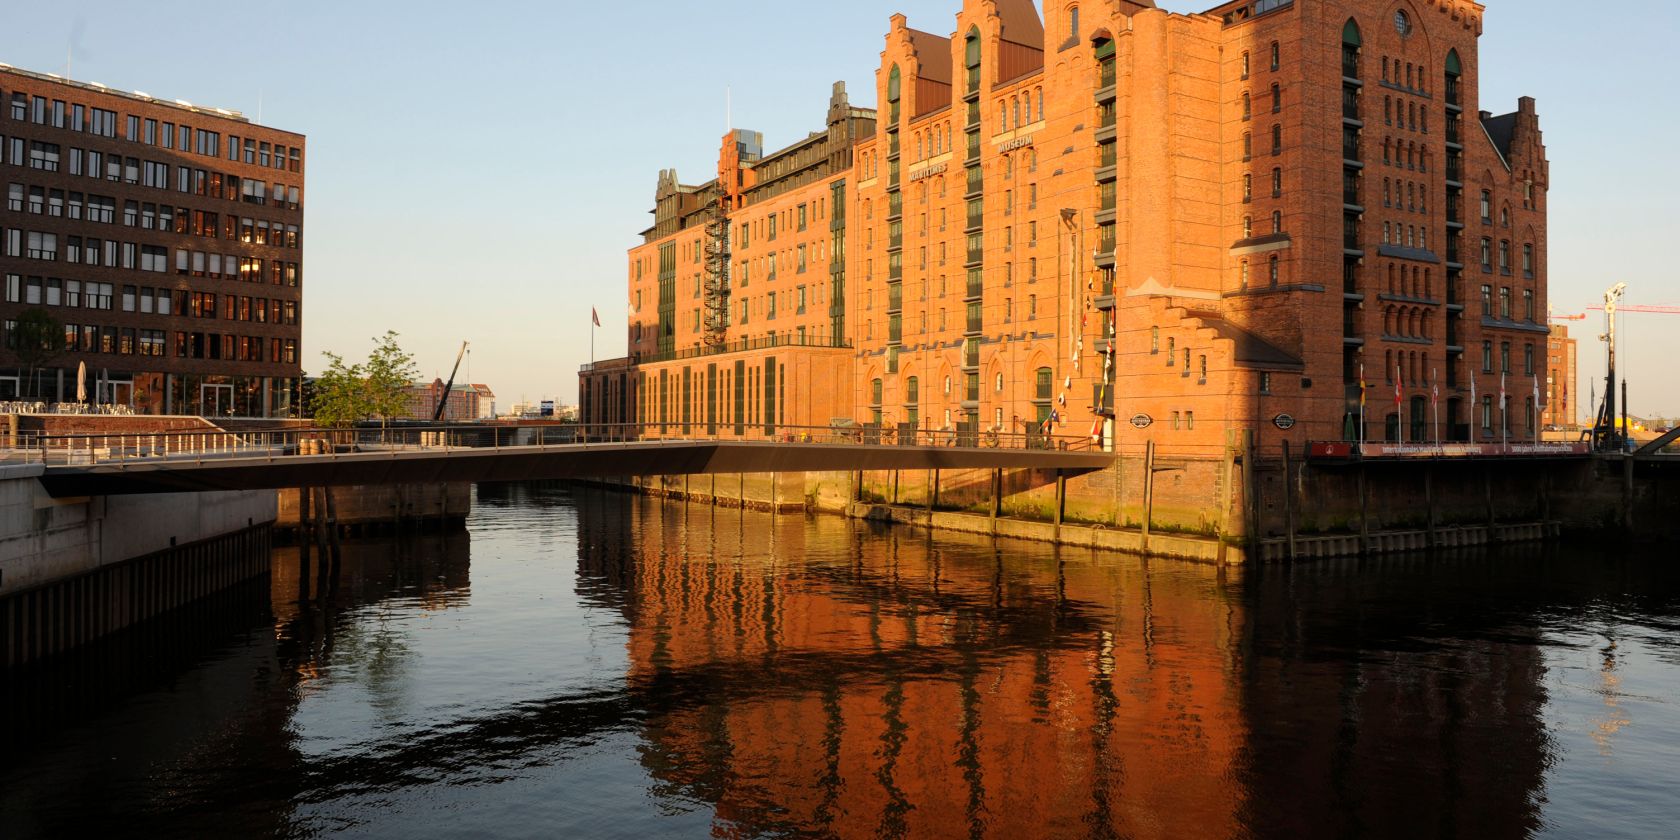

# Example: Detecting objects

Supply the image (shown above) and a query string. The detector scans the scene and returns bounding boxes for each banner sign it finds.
[1310,442,1591,459]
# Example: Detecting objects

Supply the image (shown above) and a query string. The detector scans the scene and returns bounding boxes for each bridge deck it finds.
[35,440,1115,497]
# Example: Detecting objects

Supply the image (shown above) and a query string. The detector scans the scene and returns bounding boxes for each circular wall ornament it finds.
[1394,10,1412,37]
[1130,414,1153,430]
[1273,413,1297,431]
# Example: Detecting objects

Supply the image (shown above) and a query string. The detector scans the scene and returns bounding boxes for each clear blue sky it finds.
[4,1,1675,419]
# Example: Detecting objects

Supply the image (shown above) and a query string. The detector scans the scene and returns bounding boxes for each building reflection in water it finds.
[578,495,1565,839]
[580,494,1249,838]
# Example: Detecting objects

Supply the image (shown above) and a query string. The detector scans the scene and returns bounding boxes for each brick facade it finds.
[583,0,1548,456]
[0,66,304,417]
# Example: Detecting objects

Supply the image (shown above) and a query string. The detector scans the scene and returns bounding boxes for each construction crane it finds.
[1554,304,1680,319]
[432,341,470,422]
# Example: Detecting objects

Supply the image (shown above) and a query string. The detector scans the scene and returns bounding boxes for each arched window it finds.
[1445,49,1463,106]
[906,376,920,406]
[1243,173,1253,202]
[1268,254,1280,286]
[1271,124,1282,154]
[1242,92,1251,121]
[1242,132,1252,161]
[1069,5,1080,40]
[1271,167,1282,197]
[887,65,901,123]
[1270,41,1280,71]
[1271,83,1281,113]
[1243,215,1253,238]
[1241,51,1250,80]
[870,378,883,405]
[1384,96,1392,125]
[1035,87,1044,121]
[1342,19,1362,78]
[965,27,982,93]
[1240,260,1250,288]
[1151,326,1160,354]
[1272,210,1282,233]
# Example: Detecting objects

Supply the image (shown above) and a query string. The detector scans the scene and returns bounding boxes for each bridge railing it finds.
[3,421,1097,466]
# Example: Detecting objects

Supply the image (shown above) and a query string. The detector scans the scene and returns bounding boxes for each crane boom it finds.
[432,341,470,422]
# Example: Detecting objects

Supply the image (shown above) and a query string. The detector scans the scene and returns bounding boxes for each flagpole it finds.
[1358,363,1366,449]
[1432,368,1440,447]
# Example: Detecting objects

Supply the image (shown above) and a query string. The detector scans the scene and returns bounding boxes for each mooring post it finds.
[1425,462,1437,550]
[1358,462,1370,556]
[1141,441,1155,555]
[892,470,900,506]
[1241,429,1258,561]
[927,469,938,515]
[1282,441,1297,562]
[1485,465,1498,544]
[1053,471,1066,537]
[990,468,1003,524]
[1623,455,1635,533]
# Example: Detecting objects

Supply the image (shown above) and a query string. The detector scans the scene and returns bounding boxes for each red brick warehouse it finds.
[581,0,1548,457]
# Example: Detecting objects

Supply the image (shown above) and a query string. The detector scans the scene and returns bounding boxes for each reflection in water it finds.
[1,485,1677,839]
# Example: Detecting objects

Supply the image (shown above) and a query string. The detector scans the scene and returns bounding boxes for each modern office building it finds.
[1,65,303,417]
[582,0,1548,452]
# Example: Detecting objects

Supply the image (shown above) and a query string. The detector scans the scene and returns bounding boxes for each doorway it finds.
[199,383,234,417]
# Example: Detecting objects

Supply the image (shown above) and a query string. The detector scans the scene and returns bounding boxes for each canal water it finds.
[2,483,1677,838]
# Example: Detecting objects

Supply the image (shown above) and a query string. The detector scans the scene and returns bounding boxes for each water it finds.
[3,483,1678,838]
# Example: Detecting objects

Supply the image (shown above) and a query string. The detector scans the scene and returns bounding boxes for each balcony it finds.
[1342,88,1360,120]
[1342,134,1361,162]
[888,283,902,312]
[964,339,980,369]
[1445,77,1462,108]
[1092,382,1115,417]
[1342,48,1360,81]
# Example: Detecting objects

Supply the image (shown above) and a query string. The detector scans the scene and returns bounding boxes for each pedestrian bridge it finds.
[18,425,1115,498]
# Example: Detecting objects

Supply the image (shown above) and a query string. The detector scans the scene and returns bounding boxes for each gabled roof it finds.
[1482,111,1517,168]
[908,29,952,85]
[996,0,1045,49]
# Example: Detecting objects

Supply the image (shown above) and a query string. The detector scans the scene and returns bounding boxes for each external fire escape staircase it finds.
[702,200,731,347]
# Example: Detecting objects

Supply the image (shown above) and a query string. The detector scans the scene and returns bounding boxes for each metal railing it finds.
[2,420,1098,467]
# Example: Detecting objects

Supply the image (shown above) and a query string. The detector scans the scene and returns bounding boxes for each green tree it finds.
[364,331,419,434]
[306,332,418,436]
[308,351,367,428]
[10,308,62,398]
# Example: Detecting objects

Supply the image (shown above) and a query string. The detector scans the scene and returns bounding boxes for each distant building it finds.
[402,379,493,421]
[1544,324,1576,429]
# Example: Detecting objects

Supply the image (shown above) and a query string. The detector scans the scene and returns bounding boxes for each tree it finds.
[10,308,62,398]
[364,331,419,434]
[305,332,418,436]
[308,351,366,429]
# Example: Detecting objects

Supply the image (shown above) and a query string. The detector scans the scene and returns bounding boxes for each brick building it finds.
[1543,323,1576,430]
[581,0,1549,454]
[0,65,303,417]
[401,379,494,422]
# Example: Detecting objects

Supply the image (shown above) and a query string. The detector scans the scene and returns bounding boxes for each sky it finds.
[2,1,1676,419]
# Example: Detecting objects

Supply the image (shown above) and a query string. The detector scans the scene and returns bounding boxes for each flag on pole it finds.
[591,307,601,327]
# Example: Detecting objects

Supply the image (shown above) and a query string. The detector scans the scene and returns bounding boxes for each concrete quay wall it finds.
[0,470,276,668]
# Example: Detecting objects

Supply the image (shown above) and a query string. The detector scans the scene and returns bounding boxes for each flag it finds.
[1359,365,1367,408]
[591,307,601,327]
[1395,364,1403,409]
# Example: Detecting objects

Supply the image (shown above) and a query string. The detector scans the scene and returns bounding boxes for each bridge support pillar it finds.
[927,470,938,515]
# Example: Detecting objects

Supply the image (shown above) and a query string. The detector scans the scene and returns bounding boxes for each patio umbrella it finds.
[76,362,87,403]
